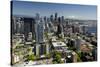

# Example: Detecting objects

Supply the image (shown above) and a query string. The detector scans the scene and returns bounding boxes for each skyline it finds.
[12,1,97,20]
[11,1,97,66]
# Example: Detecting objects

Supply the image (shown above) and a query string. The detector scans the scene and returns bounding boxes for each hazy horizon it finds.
[11,1,97,20]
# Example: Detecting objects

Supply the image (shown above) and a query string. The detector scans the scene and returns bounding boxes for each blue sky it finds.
[12,1,97,20]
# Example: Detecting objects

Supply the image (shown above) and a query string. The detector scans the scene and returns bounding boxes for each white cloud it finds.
[67,15,76,18]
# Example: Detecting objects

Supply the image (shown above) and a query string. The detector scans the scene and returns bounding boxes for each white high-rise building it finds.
[36,18,44,43]
[35,13,50,56]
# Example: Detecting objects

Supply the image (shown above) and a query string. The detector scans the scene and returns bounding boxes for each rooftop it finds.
[52,41,66,47]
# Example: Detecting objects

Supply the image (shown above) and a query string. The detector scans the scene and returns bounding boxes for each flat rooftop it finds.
[52,41,66,47]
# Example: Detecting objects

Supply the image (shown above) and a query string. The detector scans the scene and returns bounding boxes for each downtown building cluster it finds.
[11,13,97,65]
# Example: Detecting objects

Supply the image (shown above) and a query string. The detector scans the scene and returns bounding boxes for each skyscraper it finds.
[35,18,44,43]
[11,16,17,35]
[61,16,64,38]
[44,16,47,22]
[35,13,40,21]
[55,12,58,22]
[24,17,35,41]
[16,17,24,34]
[61,16,64,23]
[34,13,50,56]
[50,15,53,22]
[35,13,45,56]
[56,24,62,36]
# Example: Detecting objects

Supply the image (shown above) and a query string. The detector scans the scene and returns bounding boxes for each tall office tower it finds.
[43,16,47,31]
[35,15,45,55]
[57,16,64,38]
[58,17,61,23]
[12,16,24,34]
[12,16,17,35]
[16,17,21,34]
[16,17,24,34]
[44,16,47,22]
[44,18,50,55]
[37,18,44,43]
[50,15,53,22]
[46,16,53,33]
[75,36,82,51]
[19,17,24,34]
[35,13,40,21]
[47,17,50,23]
[61,16,64,23]
[24,17,35,41]
[55,12,58,22]
[35,13,40,56]
[56,24,62,36]
[61,16,64,38]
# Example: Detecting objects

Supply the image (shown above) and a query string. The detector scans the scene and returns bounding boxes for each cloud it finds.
[67,15,77,18]
[67,15,84,19]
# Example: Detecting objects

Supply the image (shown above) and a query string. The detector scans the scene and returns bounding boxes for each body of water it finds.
[87,27,97,33]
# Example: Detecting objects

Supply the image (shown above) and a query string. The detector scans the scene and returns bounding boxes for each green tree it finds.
[27,54,34,61]
[77,52,82,62]
[53,51,63,63]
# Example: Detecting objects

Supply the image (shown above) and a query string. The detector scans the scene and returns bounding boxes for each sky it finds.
[11,1,97,20]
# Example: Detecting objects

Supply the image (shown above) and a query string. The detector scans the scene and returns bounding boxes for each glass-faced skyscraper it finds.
[35,13,44,43]
[35,13,45,56]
